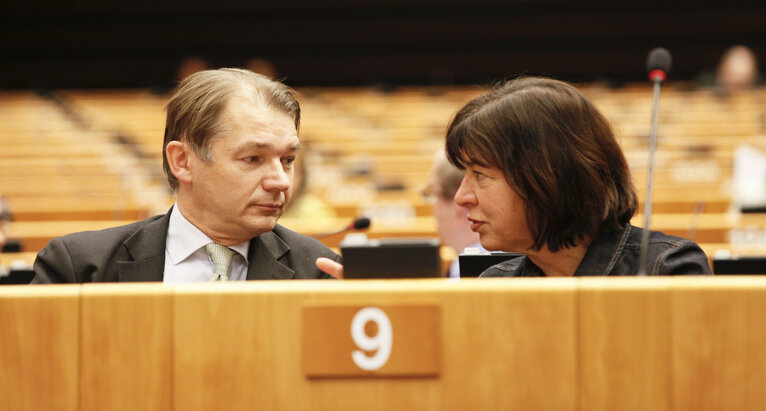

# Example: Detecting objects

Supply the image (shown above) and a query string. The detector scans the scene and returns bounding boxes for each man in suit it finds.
[32,68,340,283]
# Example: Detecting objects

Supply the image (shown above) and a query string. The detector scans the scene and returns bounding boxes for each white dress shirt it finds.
[163,205,250,283]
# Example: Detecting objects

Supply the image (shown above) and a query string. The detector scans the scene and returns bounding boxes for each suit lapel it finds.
[113,209,295,282]
[246,231,295,280]
[117,210,171,282]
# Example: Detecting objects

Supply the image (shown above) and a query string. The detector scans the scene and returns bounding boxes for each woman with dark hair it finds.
[445,77,711,276]
[314,77,711,278]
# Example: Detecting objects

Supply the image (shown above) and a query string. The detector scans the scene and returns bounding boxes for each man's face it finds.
[182,99,298,245]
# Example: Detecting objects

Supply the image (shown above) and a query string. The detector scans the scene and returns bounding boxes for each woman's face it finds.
[454,164,535,252]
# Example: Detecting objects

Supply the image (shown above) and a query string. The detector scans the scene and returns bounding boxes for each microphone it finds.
[349,217,371,230]
[313,217,371,239]
[646,47,672,83]
[638,48,672,276]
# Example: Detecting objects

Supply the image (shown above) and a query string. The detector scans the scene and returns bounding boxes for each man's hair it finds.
[445,76,637,252]
[433,150,465,201]
[163,68,300,191]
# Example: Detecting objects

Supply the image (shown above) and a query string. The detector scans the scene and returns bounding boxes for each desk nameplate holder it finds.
[302,303,441,378]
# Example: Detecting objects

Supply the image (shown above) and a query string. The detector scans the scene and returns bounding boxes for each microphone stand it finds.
[637,77,662,276]
[313,218,371,239]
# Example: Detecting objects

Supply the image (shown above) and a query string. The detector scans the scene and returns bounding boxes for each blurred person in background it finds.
[176,56,211,82]
[281,145,337,220]
[245,58,279,80]
[716,45,759,93]
[424,150,485,277]
[697,45,760,95]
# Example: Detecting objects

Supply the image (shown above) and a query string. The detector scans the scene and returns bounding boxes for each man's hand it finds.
[316,257,344,279]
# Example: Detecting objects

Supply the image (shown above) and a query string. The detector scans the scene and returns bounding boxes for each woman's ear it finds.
[165,141,193,184]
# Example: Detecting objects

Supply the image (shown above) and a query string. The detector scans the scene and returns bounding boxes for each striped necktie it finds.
[204,243,235,281]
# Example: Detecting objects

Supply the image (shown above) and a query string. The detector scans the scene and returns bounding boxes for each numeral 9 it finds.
[350,307,393,371]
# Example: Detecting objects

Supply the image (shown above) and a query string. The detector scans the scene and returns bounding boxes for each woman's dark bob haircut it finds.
[445,77,637,252]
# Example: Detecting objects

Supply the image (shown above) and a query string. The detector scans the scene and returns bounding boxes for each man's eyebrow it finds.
[234,141,300,152]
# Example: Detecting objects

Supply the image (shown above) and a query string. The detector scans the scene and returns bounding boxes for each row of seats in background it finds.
[3,82,766,281]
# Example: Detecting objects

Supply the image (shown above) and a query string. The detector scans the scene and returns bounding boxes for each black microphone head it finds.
[646,48,672,77]
[352,217,371,230]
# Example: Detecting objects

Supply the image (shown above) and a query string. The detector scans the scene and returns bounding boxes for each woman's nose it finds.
[454,177,477,207]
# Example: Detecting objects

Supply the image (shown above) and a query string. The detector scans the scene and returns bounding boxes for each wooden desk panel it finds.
[438,279,577,410]
[171,280,577,410]
[173,286,298,410]
[579,278,671,411]
[80,284,171,411]
[671,277,766,411]
[0,285,80,411]
[2,278,766,410]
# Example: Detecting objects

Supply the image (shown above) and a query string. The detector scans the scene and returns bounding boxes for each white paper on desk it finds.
[734,144,766,208]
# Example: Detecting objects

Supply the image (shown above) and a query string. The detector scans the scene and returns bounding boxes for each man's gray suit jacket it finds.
[31,210,340,283]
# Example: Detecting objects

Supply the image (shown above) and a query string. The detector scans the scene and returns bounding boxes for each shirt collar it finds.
[166,204,250,265]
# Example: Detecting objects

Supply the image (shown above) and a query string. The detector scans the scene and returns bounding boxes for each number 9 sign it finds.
[302,303,440,377]
[350,307,393,371]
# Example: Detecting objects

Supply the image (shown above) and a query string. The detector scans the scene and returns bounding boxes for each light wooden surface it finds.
[80,284,171,411]
[0,285,80,411]
[3,278,765,410]
[0,252,36,268]
[671,277,766,411]
[0,176,131,195]
[6,220,138,251]
[579,278,671,411]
